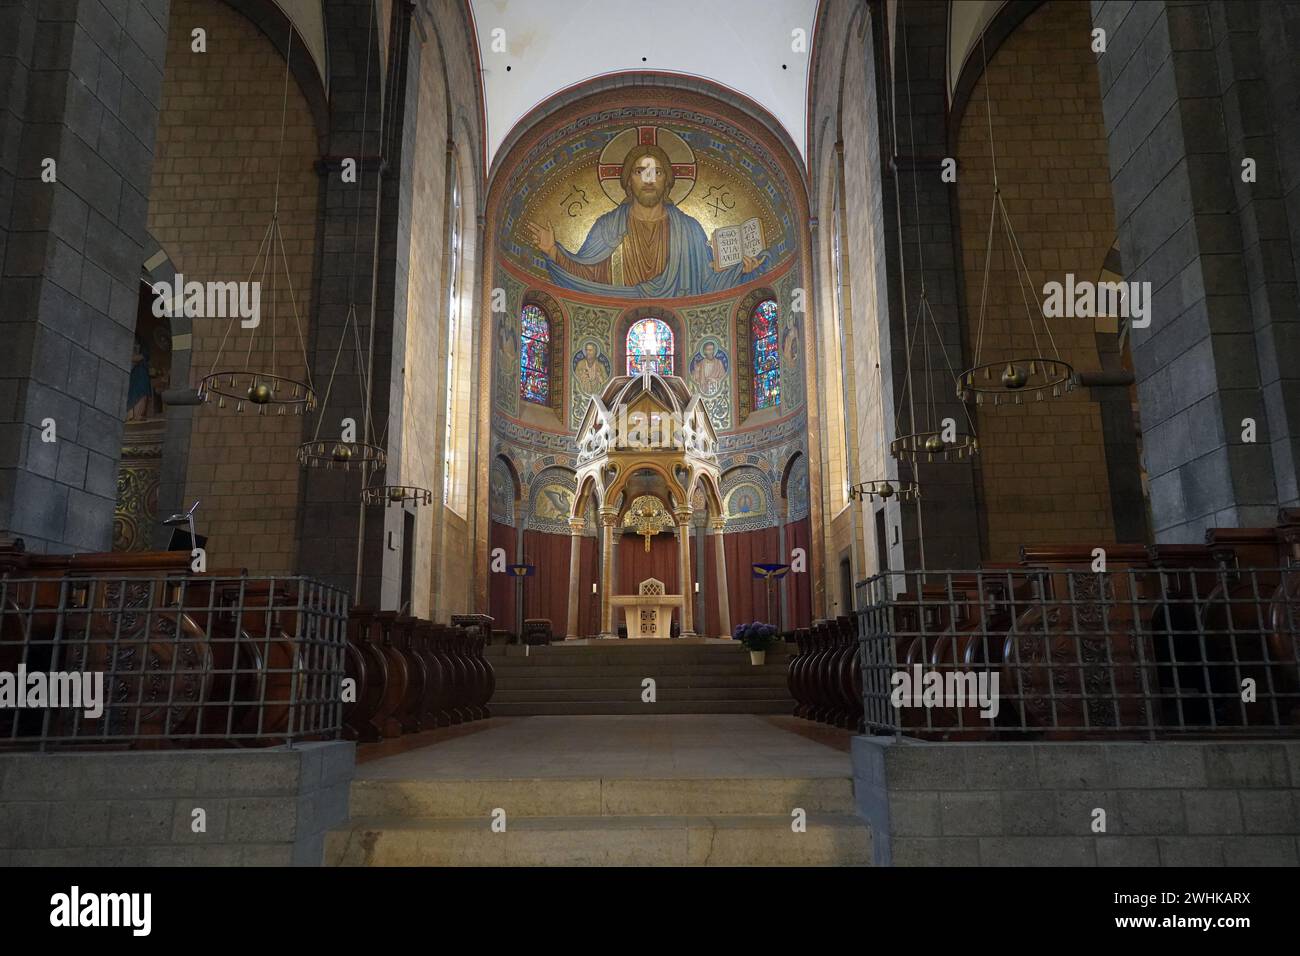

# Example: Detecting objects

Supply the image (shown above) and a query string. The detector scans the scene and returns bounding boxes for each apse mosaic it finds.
[502,113,798,301]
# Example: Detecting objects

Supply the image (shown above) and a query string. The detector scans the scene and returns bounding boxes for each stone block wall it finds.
[0,741,354,866]
[1093,0,1300,540]
[853,737,1300,866]
[956,0,1121,560]
[146,0,319,574]
[0,0,169,553]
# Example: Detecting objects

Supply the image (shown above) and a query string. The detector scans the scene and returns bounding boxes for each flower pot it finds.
[749,649,766,666]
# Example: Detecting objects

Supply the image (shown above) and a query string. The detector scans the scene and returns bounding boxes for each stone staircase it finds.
[327,774,872,866]
[484,640,796,716]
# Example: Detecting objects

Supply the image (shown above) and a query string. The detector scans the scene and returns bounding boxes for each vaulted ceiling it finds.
[468,0,818,168]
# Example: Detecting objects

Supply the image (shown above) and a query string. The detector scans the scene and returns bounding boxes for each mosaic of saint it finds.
[571,340,611,397]
[689,339,729,399]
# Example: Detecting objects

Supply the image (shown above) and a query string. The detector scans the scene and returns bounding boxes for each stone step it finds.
[327,813,872,866]
[488,658,790,671]
[484,654,794,664]
[492,673,791,688]
[493,686,793,702]
[350,775,856,818]
[485,645,793,657]
[488,700,794,716]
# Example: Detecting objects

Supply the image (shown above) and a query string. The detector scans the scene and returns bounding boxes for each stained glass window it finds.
[626,317,674,376]
[519,304,550,404]
[751,298,780,409]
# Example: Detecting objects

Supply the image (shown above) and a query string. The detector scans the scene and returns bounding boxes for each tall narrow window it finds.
[829,172,851,505]
[519,304,550,404]
[443,171,463,505]
[751,298,780,409]
[626,317,673,376]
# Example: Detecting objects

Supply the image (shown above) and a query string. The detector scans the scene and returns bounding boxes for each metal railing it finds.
[0,574,349,749]
[855,567,1300,739]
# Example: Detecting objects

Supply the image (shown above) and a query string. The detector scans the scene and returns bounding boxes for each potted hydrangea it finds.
[733,622,779,665]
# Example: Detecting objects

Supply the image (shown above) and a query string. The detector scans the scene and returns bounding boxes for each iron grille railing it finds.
[855,567,1300,739]
[0,574,349,749]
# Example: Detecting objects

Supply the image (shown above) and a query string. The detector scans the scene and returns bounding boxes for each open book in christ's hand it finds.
[711,218,765,269]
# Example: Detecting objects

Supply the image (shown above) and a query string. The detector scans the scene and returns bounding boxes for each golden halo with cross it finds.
[597,126,697,206]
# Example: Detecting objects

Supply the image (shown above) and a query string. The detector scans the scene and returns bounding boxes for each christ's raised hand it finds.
[523,219,557,259]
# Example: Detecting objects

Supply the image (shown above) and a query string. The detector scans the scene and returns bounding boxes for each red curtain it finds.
[577,534,598,637]
[783,517,812,628]
[703,532,721,637]
[489,520,516,632]
[723,526,783,629]
[494,522,809,640]
[617,531,679,598]
[521,530,572,636]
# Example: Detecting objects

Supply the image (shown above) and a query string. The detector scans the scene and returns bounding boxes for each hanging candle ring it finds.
[957,357,1075,407]
[890,431,980,463]
[361,484,433,507]
[848,479,920,503]
[297,439,387,472]
[198,371,315,416]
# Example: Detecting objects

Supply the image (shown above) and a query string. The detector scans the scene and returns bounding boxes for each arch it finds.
[605,460,687,520]
[719,464,776,531]
[487,72,809,200]
[526,465,578,533]
[806,0,870,212]
[780,450,810,523]
[572,472,603,520]
[519,289,566,414]
[478,74,822,615]
[223,0,330,149]
[779,450,805,499]
[494,452,523,503]
[689,470,725,520]
[616,306,683,378]
[489,454,521,527]
[947,1,1041,142]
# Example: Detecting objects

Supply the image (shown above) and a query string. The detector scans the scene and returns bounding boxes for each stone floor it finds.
[355,714,853,780]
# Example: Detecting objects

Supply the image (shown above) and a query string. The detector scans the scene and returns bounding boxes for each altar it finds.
[609,577,684,638]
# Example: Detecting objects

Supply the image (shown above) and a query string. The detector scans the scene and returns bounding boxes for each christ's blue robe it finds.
[544,202,770,297]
